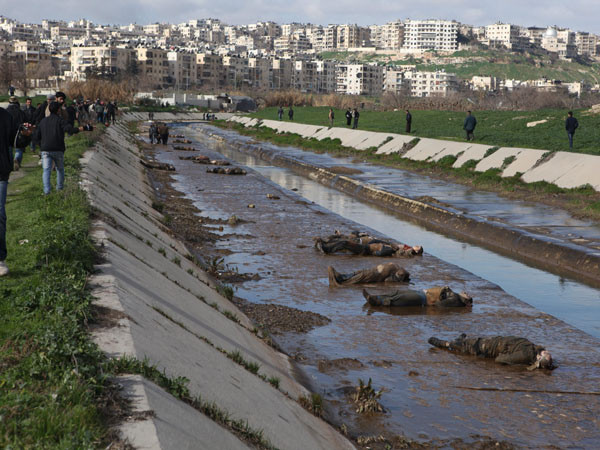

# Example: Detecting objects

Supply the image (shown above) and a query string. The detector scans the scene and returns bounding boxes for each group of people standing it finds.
[0,91,95,276]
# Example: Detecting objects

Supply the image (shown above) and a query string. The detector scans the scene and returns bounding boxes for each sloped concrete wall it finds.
[85,118,355,450]
[233,116,600,191]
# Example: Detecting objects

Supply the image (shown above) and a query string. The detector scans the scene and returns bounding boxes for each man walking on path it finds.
[277,106,283,120]
[405,109,412,133]
[288,106,294,121]
[463,110,477,141]
[328,108,335,127]
[565,111,579,149]
[352,108,360,129]
[345,108,352,126]
[0,107,18,276]
[33,102,84,195]
[6,97,26,171]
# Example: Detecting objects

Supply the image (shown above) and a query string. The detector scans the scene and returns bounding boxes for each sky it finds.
[1,0,599,34]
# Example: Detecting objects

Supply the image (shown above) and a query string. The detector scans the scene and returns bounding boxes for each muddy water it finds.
[153,125,600,447]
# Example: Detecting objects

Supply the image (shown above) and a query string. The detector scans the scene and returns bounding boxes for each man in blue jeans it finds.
[0,107,18,276]
[33,102,83,195]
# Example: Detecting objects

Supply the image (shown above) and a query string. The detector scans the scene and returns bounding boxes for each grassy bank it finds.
[250,107,600,155]
[0,128,116,447]
[217,120,600,220]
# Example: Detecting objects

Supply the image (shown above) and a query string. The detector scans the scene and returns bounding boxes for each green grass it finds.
[0,128,113,448]
[250,106,600,155]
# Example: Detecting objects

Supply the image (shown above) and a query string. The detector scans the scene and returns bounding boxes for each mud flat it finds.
[145,122,600,448]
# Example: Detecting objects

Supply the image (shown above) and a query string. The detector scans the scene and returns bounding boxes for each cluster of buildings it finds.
[1,15,599,98]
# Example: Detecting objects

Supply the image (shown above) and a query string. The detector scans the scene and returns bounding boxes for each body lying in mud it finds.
[428,334,554,370]
[328,263,410,287]
[363,286,472,308]
[179,155,230,165]
[314,230,423,257]
[206,167,247,175]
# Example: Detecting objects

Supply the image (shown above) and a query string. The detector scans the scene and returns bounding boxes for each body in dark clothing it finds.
[463,111,477,141]
[22,100,36,124]
[565,112,579,149]
[328,262,409,287]
[315,236,423,257]
[66,104,77,127]
[345,109,352,126]
[288,107,294,120]
[405,110,412,133]
[352,109,360,129]
[34,110,80,153]
[428,334,553,370]
[277,107,283,120]
[106,102,116,124]
[157,123,169,144]
[363,286,472,308]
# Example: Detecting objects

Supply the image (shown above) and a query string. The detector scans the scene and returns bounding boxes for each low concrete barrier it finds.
[234,116,600,192]
[84,118,355,450]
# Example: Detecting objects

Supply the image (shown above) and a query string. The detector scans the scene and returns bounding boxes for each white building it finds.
[403,19,458,52]
[403,69,458,97]
[336,63,383,95]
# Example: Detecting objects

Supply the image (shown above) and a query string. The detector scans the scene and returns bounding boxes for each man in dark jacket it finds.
[0,107,18,275]
[352,108,360,129]
[405,109,412,133]
[33,102,83,195]
[156,123,169,144]
[463,110,477,141]
[6,97,28,171]
[288,106,294,121]
[565,111,579,149]
[428,334,554,370]
[345,108,352,126]
[66,101,77,127]
[22,98,36,124]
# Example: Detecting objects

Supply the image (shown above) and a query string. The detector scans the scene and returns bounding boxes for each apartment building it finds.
[403,19,458,52]
[575,32,599,57]
[403,69,458,97]
[136,47,169,87]
[273,33,311,53]
[541,27,577,59]
[370,20,404,50]
[336,64,383,95]
[336,24,370,49]
[248,57,271,88]
[13,40,52,66]
[222,55,249,88]
[167,50,197,89]
[196,52,225,88]
[325,25,337,50]
[484,23,528,51]
[270,58,293,89]
[70,45,135,80]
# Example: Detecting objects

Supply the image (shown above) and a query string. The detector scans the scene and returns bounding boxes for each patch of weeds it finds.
[501,155,516,169]
[145,239,153,247]
[352,378,384,414]
[151,201,165,212]
[227,350,260,374]
[158,247,166,257]
[484,146,500,157]
[209,302,220,310]
[152,306,187,330]
[437,155,457,168]
[299,393,323,417]
[217,284,235,301]
[187,268,194,275]
[267,376,280,389]
[222,309,240,323]
[172,256,181,266]
[162,213,173,225]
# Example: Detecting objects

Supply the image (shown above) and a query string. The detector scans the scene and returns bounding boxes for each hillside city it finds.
[2,16,600,99]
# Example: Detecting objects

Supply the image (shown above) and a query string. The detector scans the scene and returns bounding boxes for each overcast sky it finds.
[2,0,599,34]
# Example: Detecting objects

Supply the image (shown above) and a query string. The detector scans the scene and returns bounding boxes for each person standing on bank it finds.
[405,109,412,133]
[277,106,283,120]
[463,110,477,141]
[328,108,335,127]
[6,97,27,171]
[565,111,579,149]
[0,106,18,276]
[352,108,360,129]
[33,102,84,195]
[288,106,294,121]
[345,108,352,126]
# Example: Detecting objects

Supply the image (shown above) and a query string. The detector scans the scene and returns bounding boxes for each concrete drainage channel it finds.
[205,128,600,289]
[81,116,355,449]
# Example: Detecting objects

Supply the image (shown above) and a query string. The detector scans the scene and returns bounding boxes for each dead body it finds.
[314,231,423,257]
[328,263,410,287]
[362,286,472,307]
[428,334,554,370]
[206,167,247,175]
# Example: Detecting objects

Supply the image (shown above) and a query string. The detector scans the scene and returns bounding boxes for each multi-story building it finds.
[575,32,599,57]
[324,25,337,50]
[270,58,293,90]
[70,45,135,80]
[370,20,404,50]
[136,47,169,87]
[484,23,527,50]
[222,55,249,88]
[402,69,458,97]
[403,19,458,52]
[273,32,311,53]
[336,63,383,95]
[541,27,577,59]
[196,52,224,89]
[167,50,197,89]
[13,40,52,66]
[336,24,370,49]
[248,57,271,89]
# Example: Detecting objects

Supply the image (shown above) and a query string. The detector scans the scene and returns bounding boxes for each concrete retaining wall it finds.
[85,117,355,449]
[231,116,600,191]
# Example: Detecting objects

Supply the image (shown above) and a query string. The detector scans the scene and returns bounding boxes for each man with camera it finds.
[33,101,91,195]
